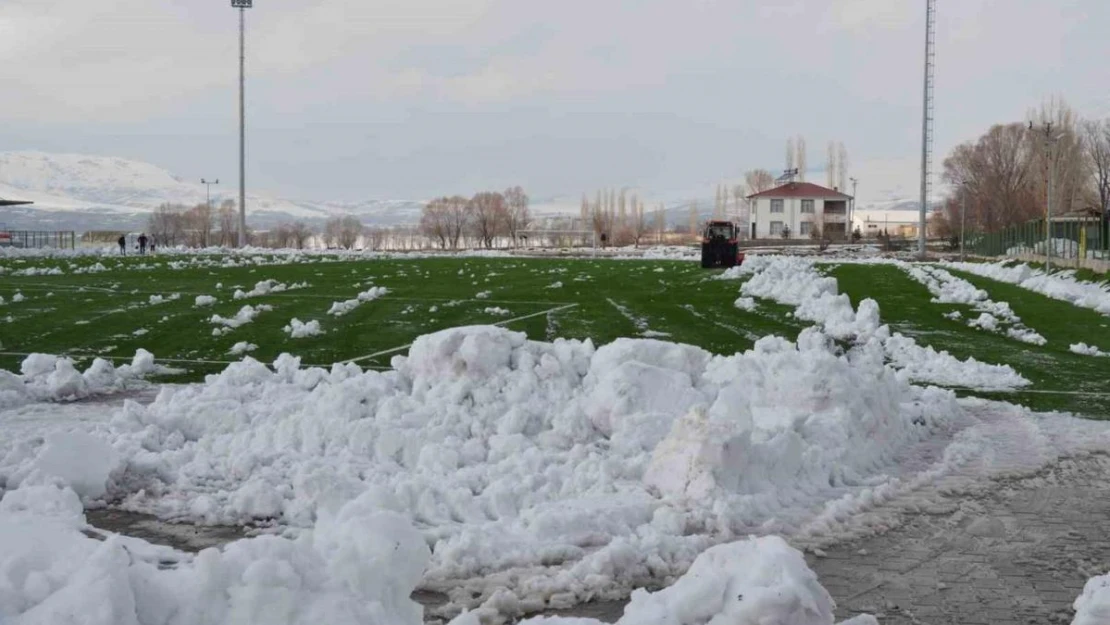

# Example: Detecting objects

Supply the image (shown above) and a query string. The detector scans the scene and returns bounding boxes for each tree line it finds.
[934,98,1110,239]
[145,201,368,250]
[418,186,530,249]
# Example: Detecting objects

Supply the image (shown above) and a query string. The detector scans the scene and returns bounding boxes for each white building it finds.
[747,182,853,240]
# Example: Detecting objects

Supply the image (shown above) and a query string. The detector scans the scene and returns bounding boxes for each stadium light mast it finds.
[232,0,252,248]
[918,0,937,259]
[849,177,858,237]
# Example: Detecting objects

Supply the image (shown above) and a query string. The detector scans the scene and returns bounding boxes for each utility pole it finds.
[1031,121,1059,271]
[918,0,937,259]
[202,179,219,248]
[232,0,252,248]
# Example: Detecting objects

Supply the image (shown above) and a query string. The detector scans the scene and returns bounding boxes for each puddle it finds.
[85,507,247,553]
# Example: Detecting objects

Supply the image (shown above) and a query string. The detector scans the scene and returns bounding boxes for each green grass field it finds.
[1,253,1107,417]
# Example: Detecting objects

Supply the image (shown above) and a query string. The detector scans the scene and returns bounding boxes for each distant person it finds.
[138,233,148,255]
[117,235,126,255]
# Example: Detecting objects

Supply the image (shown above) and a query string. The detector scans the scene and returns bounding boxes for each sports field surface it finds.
[1,251,1107,415]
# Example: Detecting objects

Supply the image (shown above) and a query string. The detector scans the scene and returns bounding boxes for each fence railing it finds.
[964,219,1108,267]
[0,230,77,250]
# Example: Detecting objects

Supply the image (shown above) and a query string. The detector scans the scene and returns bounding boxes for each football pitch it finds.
[1,252,1107,416]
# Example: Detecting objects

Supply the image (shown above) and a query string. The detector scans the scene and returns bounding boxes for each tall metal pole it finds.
[1047,146,1054,271]
[919,0,936,259]
[850,177,858,239]
[238,6,247,248]
[202,179,219,248]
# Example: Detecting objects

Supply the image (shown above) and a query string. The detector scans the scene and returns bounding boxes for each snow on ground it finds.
[209,304,272,336]
[1074,573,1110,625]
[232,279,310,300]
[0,349,156,411]
[194,295,217,307]
[902,264,1046,345]
[228,341,258,356]
[944,261,1110,315]
[326,286,389,316]
[1070,343,1110,357]
[725,255,1029,391]
[607,298,670,338]
[284,318,324,338]
[484,307,512,316]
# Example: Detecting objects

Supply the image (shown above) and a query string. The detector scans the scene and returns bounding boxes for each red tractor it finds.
[700,221,744,268]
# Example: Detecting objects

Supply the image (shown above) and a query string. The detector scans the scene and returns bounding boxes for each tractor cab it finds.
[700,221,744,268]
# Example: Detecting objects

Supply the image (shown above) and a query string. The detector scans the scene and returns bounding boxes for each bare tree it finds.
[631,196,648,246]
[148,204,185,247]
[468,192,506,249]
[744,169,776,196]
[653,204,666,244]
[333,215,362,249]
[1082,119,1110,239]
[217,199,237,246]
[444,195,470,249]
[420,198,450,249]
[943,123,1037,232]
[289,222,314,249]
[503,186,530,246]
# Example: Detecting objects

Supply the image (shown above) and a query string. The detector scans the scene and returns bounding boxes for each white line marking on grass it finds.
[339,303,579,364]
[0,351,391,370]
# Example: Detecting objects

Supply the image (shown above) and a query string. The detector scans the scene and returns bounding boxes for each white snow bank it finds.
[0,349,157,411]
[733,296,756,312]
[0,484,430,625]
[484,307,512,316]
[210,304,272,334]
[498,536,869,625]
[233,279,309,300]
[728,256,1029,391]
[284,318,324,338]
[148,293,180,305]
[903,264,1046,345]
[944,261,1110,315]
[194,295,217,307]
[1074,573,1110,625]
[0,483,875,625]
[327,286,389,316]
[228,341,258,356]
[1070,343,1110,357]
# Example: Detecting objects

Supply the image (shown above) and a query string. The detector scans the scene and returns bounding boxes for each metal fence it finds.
[0,230,77,250]
[965,219,1108,264]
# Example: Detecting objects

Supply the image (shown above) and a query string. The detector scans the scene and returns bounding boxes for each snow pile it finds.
[13,292,25,302]
[233,279,309,300]
[475,290,492,299]
[1070,343,1110,357]
[0,482,876,625]
[327,286,389,316]
[484,307,512,316]
[284,318,324,338]
[944,261,1110,315]
[210,304,272,335]
[194,295,217,307]
[0,349,157,410]
[728,256,1029,391]
[903,264,1046,345]
[0,295,5,305]
[734,296,756,312]
[51,323,978,617]
[0,484,431,625]
[503,536,871,625]
[1074,573,1110,625]
[148,293,180,305]
[546,281,564,289]
[228,341,259,356]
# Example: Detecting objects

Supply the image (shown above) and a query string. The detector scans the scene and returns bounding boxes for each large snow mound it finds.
[0,350,157,411]
[1074,573,1110,625]
[0,485,872,625]
[725,255,1029,391]
[944,261,1110,315]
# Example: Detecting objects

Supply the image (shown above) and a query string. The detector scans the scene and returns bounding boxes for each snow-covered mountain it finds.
[0,151,427,230]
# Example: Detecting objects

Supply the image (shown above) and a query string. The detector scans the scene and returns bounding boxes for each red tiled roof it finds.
[747,182,852,200]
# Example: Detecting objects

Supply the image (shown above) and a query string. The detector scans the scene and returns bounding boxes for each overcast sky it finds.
[1,0,1108,205]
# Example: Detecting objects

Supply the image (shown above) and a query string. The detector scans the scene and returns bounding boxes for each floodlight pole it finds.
[960,188,967,262]
[1031,121,1059,271]
[232,0,252,248]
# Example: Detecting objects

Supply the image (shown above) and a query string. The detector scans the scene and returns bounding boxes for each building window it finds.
[800,222,812,236]
[769,221,784,236]
[770,199,784,213]
[801,199,814,214]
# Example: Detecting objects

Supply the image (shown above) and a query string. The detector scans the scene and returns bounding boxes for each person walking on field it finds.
[117,235,126,255]
[138,233,148,255]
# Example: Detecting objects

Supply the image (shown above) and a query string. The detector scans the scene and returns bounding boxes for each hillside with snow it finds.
[0,151,427,230]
